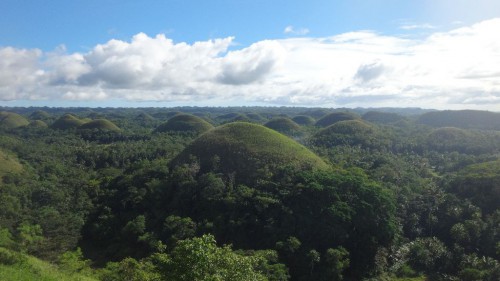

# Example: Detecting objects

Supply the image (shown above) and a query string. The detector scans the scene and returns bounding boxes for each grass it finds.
[0,248,97,281]
[172,122,329,184]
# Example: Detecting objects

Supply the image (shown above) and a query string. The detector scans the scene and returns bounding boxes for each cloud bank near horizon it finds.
[1,18,500,110]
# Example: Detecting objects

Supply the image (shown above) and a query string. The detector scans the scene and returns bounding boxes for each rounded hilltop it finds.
[50,114,86,130]
[315,112,360,127]
[171,122,329,185]
[0,111,29,129]
[292,115,315,126]
[154,114,214,134]
[312,120,389,149]
[264,117,301,134]
[79,119,121,132]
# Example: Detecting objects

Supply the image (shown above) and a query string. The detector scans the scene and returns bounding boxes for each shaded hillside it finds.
[292,115,315,126]
[315,112,360,127]
[29,110,51,120]
[171,122,328,185]
[418,110,500,130]
[154,114,214,134]
[0,112,29,129]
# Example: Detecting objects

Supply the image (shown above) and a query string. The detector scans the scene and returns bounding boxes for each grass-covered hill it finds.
[171,122,329,185]
[418,110,500,130]
[292,115,315,126]
[29,110,51,120]
[78,119,121,132]
[0,112,29,129]
[28,120,48,128]
[312,120,389,149]
[315,111,360,127]
[154,114,214,134]
[50,114,86,130]
[264,117,301,134]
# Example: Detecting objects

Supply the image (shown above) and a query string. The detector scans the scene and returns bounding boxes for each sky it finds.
[1,0,500,110]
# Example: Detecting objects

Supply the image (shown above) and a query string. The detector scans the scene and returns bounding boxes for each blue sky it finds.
[1,0,500,109]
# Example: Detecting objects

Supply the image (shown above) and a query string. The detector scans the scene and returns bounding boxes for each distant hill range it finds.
[418,110,500,130]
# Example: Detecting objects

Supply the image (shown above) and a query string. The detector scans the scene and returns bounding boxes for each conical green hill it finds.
[0,111,30,128]
[315,112,360,127]
[265,117,301,133]
[154,114,214,134]
[50,114,86,130]
[28,120,48,128]
[292,115,315,126]
[78,119,121,131]
[29,110,51,120]
[312,120,388,149]
[171,122,329,185]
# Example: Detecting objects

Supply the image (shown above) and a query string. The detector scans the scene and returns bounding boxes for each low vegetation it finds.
[0,106,498,281]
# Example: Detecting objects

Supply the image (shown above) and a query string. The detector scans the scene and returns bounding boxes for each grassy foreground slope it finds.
[0,248,97,281]
[172,122,328,184]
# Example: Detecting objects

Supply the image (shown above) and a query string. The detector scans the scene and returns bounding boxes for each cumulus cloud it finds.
[1,18,500,110]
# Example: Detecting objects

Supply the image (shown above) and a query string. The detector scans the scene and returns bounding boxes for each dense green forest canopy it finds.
[0,106,498,281]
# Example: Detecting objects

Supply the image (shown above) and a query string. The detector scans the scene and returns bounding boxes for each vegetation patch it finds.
[312,120,389,149]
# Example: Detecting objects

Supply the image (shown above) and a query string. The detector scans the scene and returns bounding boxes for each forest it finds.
[0,106,498,281]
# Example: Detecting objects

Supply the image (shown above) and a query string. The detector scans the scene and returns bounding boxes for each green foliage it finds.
[324,247,350,281]
[362,111,405,124]
[16,223,43,254]
[57,248,92,275]
[163,234,268,281]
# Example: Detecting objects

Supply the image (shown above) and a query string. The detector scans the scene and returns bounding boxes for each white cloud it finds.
[400,23,436,30]
[284,25,310,35]
[1,18,500,110]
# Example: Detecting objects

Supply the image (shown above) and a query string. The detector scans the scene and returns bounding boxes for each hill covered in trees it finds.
[0,106,498,281]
